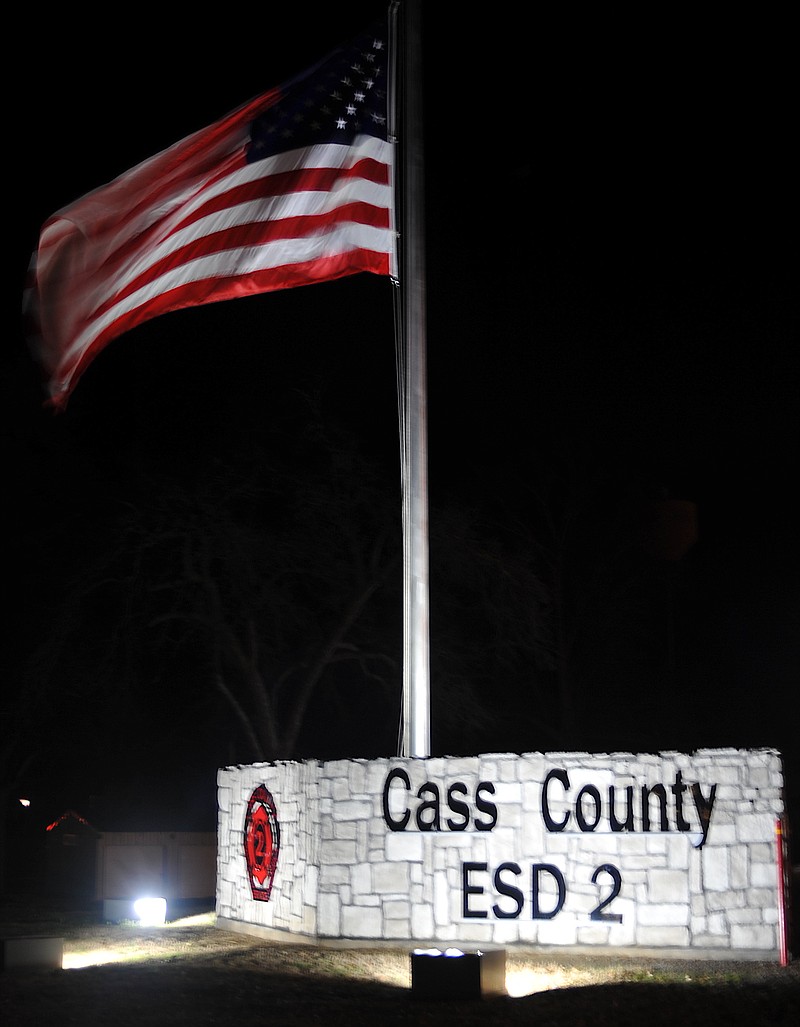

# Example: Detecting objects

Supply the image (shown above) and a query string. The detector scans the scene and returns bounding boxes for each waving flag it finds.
[26,21,396,409]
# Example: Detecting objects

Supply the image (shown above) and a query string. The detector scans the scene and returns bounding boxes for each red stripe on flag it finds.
[27,23,395,410]
[63,249,392,399]
[171,158,391,235]
[94,199,392,319]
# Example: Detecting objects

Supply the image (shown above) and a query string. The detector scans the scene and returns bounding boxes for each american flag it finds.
[27,20,396,410]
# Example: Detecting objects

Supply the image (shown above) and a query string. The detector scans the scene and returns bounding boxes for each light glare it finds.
[133,897,167,926]
[63,948,127,969]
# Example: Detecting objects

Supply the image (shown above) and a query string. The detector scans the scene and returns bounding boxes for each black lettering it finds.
[415,782,441,831]
[590,864,623,923]
[641,783,669,832]
[382,768,411,831]
[492,862,523,919]
[474,781,498,831]
[608,785,634,832]
[542,769,570,832]
[531,863,566,920]
[445,782,470,831]
[575,784,601,831]
[462,862,488,918]
[691,782,717,849]
[671,771,691,832]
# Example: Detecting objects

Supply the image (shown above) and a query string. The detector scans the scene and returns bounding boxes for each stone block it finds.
[341,904,382,938]
[702,846,730,890]
[385,831,423,861]
[730,923,776,950]
[317,892,340,936]
[649,868,687,902]
[637,903,689,926]
[373,861,409,893]
[384,899,410,920]
[636,925,689,947]
[411,903,435,939]
[2,936,63,971]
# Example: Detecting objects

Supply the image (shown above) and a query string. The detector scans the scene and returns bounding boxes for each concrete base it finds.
[411,948,506,1000]
[2,936,63,971]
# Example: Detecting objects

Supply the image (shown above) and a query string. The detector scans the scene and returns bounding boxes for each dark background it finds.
[6,4,797,862]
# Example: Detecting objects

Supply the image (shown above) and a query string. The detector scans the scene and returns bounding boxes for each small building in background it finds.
[95,831,216,920]
[42,812,216,918]
[44,810,100,904]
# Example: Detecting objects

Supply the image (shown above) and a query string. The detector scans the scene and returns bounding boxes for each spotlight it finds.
[133,897,167,926]
[410,947,506,1000]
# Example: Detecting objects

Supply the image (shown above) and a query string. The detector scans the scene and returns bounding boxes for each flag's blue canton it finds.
[247,23,389,164]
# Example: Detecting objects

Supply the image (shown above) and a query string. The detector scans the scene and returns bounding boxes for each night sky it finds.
[7,5,798,840]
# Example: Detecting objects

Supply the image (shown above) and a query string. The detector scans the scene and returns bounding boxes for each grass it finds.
[1,901,798,1026]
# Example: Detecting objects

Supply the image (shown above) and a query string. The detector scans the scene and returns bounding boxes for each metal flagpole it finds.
[395,0,430,758]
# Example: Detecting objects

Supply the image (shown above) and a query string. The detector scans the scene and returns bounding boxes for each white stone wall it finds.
[216,748,785,957]
[217,758,321,936]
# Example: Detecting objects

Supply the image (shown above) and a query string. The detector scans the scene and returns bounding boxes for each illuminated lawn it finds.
[2,907,797,1026]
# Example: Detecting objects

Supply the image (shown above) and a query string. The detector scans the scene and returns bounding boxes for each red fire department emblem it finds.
[244,785,280,901]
